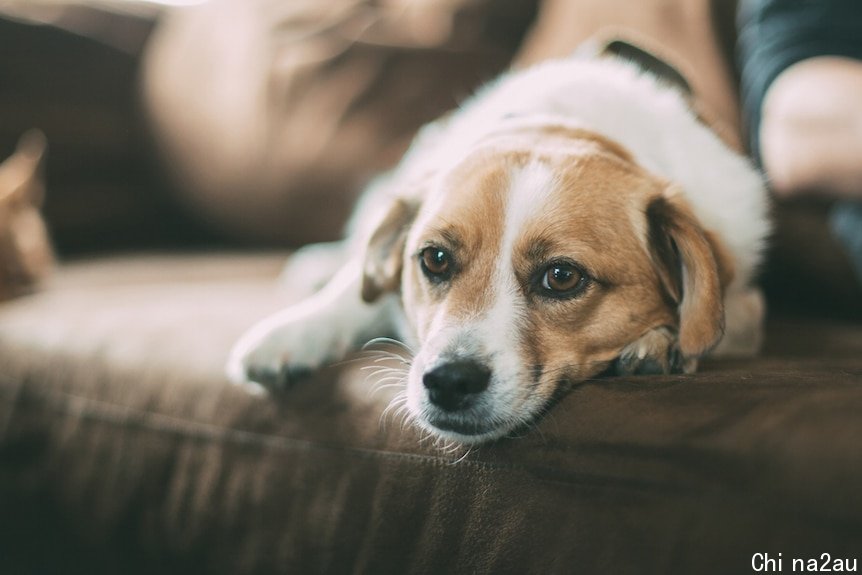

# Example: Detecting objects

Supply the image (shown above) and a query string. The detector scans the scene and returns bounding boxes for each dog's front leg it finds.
[613,326,697,376]
[226,258,397,393]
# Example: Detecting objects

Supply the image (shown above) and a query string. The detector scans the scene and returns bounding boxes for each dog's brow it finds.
[523,238,553,262]
[425,226,464,251]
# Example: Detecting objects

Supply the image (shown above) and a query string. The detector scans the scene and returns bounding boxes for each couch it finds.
[1,3,861,574]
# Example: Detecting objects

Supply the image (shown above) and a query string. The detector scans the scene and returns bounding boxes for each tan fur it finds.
[646,192,726,357]
[362,198,417,303]
[400,155,510,340]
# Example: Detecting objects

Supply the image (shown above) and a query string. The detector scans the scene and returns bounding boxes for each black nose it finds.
[423,360,491,411]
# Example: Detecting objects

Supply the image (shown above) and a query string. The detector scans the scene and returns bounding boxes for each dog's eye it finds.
[420,247,452,279]
[541,263,584,295]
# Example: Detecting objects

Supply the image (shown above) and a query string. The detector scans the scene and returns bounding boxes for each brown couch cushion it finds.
[1,253,861,574]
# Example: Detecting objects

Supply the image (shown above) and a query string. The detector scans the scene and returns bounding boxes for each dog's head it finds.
[362,125,731,443]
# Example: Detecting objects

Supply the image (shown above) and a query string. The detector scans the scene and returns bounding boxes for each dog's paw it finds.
[225,311,341,394]
[225,350,316,395]
[613,327,696,376]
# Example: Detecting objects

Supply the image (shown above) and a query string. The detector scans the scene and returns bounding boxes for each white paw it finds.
[614,327,697,375]
[225,306,347,393]
[226,257,386,394]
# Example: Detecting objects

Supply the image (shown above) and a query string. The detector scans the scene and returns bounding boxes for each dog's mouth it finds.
[417,374,576,443]
[425,414,499,437]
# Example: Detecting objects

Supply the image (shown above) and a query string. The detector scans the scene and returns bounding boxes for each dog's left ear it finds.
[361,198,418,303]
[646,189,733,358]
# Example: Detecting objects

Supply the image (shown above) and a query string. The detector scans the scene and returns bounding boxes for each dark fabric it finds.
[1,254,861,574]
[737,0,862,161]
[764,201,862,319]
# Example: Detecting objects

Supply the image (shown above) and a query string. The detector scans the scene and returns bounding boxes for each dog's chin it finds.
[418,413,515,445]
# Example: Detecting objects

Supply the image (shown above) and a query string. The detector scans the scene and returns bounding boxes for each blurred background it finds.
[0,0,859,316]
[1,0,218,257]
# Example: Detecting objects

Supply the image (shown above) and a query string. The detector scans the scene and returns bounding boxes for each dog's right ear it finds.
[646,190,731,359]
[361,198,418,303]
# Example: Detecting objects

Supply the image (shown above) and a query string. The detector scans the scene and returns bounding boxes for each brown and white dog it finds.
[226,53,770,444]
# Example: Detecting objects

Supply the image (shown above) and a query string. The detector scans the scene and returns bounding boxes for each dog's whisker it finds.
[366,369,408,382]
[366,349,410,362]
[370,377,407,388]
[363,365,408,377]
[399,410,416,433]
[373,384,408,396]
[363,337,416,355]
[369,377,408,396]
[363,355,405,366]
[417,426,438,444]
[442,441,462,455]
[369,383,407,398]
[372,353,411,364]
[450,446,473,465]
[365,358,411,372]
[438,440,453,453]
[379,392,408,427]
[362,369,407,383]
[365,374,394,388]
[361,349,413,366]
[366,367,408,379]
[326,354,391,369]
[340,348,409,365]
[379,400,401,422]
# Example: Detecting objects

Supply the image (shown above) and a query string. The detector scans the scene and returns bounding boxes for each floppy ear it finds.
[646,190,732,358]
[361,198,418,303]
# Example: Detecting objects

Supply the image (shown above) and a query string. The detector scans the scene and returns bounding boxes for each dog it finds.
[226,51,770,445]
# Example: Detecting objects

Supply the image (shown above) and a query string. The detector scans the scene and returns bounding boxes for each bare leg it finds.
[760,57,862,199]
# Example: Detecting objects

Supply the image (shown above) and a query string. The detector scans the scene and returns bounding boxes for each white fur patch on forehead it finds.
[479,161,557,359]
[502,161,558,244]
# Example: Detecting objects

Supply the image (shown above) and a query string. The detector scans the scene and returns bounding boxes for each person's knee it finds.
[760,57,862,198]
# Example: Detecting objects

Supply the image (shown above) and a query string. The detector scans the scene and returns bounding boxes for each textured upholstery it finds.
[1,254,861,574]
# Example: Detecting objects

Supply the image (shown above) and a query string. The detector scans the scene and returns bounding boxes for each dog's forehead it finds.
[411,136,662,261]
